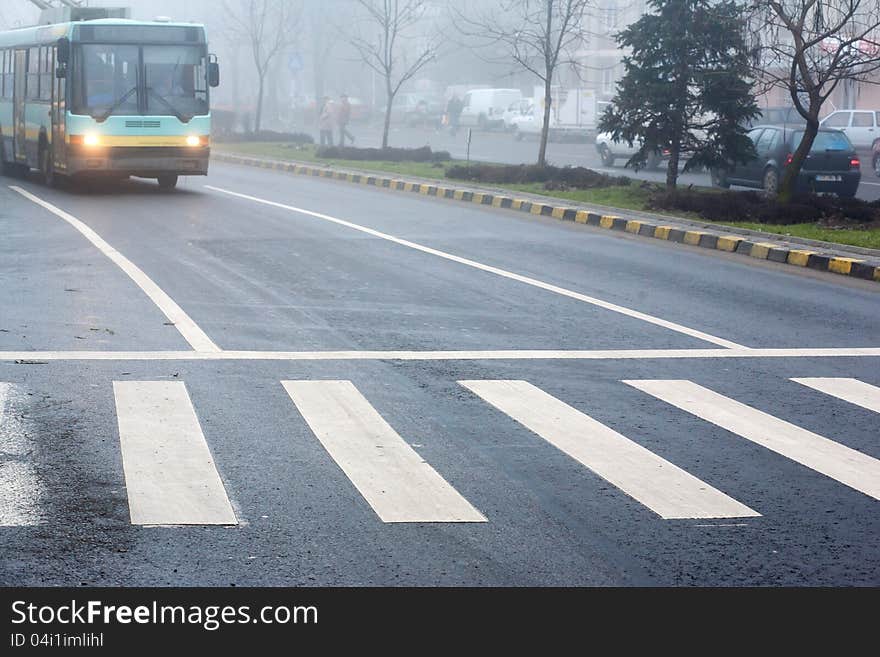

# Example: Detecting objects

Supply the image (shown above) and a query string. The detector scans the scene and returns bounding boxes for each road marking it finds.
[9,186,220,353]
[791,378,880,414]
[459,380,758,519]
[625,379,880,501]
[0,383,46,526]
[860,181,880,187]
[205,185,744,349]
[113,381,237,525]
[0,347,879,361]
[282,380,486,523]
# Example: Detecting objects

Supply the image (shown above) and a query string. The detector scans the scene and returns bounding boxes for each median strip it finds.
[212,152,880,284]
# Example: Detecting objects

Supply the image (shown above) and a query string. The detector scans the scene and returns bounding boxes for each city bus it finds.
[0,15,219,189]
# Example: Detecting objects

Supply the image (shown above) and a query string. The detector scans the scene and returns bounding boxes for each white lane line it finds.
[460,380,758,519]
[113,381,237,525]
[205,185,744,349]
[282,380,486,523]
[10,186,220,353]
[0,347,879,361]
[0,383,46,526]
[791,378,880,414]
[625,379,880,501]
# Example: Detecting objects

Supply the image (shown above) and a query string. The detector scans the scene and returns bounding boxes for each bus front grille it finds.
[124,120,162,128]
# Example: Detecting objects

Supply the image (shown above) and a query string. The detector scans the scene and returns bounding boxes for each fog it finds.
[0,1,642,146]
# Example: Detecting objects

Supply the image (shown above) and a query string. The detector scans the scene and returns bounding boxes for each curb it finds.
[212,152,880,284]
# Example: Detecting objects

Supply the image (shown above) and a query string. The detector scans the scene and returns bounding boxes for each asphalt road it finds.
[1,161,878,586]
[340,122,880,202]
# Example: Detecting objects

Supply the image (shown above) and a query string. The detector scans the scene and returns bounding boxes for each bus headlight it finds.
[83,133,100,147]
[185,135,201,147]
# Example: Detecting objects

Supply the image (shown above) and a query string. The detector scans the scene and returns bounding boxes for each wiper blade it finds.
[146,87,191,123]
[93,85,138,123]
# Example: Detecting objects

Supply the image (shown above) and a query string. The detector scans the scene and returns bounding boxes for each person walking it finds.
[446,94,463,136]
[318,96,335,146]
[337,93,355,146]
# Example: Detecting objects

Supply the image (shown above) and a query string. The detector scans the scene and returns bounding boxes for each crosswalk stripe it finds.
[459,380,759,520]
[791,378,880,414]
[0,383,46,526]
[113,381,237,525]
[625,380,880,501]
[282,380,486,523]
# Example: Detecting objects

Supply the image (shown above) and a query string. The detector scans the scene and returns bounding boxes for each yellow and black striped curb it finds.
[213,152,880,284]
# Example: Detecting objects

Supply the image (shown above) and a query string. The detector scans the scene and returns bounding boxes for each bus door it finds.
[51,47,66,169]
[13,50,26,162]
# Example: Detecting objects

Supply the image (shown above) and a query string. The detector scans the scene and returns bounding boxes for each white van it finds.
[820,109,880,149]
[459,89,523,130]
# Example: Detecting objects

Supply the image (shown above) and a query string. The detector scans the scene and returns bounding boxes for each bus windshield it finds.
[73,43,208,118]
[143,45,208,117]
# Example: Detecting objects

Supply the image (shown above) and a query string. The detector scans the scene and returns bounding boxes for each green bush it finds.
[647,189,880,226]
[219,130,314,144]
[315,145,450,162]
[445,163,631,189]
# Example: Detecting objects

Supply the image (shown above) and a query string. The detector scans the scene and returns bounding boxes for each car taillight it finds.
[850,157,860,169]
[784,153,793,166]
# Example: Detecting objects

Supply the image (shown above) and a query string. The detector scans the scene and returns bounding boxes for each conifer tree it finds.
[599,0,759,189]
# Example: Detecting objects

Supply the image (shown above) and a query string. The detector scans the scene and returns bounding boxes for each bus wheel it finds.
[157,175,178,190]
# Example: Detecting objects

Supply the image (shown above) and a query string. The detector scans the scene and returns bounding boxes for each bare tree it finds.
[749,1,880,200]
[223,0,300,132]
[454,0,592,166]
[346,1,439,148]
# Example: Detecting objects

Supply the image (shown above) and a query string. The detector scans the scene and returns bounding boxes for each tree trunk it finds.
[538,78,552,167]
[255,76,265,132]
[665,141,680,189]
[778,116,819,202]
[382,85,393,149]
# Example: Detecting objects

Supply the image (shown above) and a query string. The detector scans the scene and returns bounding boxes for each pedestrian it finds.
[337,93,355,146]
[318,96,335,146]
[446,94,463,136]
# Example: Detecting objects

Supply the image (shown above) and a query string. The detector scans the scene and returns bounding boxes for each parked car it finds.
[502,98,533,131]
[872,137,880,177]
[819,109,880,149]
[459,88,523,130]
[386,93,445,128]
[710,126,861,197]
[594,132,665,168]
[745,106,805,128]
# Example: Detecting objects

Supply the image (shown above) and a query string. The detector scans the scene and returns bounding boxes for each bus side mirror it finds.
[57,37,70,64]
[208,55,220,88]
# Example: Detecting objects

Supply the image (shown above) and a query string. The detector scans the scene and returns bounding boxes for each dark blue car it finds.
[711,126,861,197]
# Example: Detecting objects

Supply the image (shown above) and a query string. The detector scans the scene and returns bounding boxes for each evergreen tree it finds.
[598,0,759,189]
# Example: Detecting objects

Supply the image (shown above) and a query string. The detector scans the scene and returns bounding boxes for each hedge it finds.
[315,145,450,162]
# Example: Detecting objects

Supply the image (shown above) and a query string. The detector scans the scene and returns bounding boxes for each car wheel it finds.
[646,152,661,170]
[157,174,178,190]
[710,168,730,189]
[598,144,614,167]
[762,167,779,195]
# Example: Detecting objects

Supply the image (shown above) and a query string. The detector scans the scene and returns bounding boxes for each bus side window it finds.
[0,50,6,98]
[27,47,40,100]
[39,47,52,101]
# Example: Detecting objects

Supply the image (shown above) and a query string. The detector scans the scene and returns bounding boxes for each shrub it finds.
[315,145,450,162]
[218,130,314,144]
[646,188,880,226]
[445,163,631,189]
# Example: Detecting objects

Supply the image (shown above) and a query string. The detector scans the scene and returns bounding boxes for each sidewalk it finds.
[212,150,880,284]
